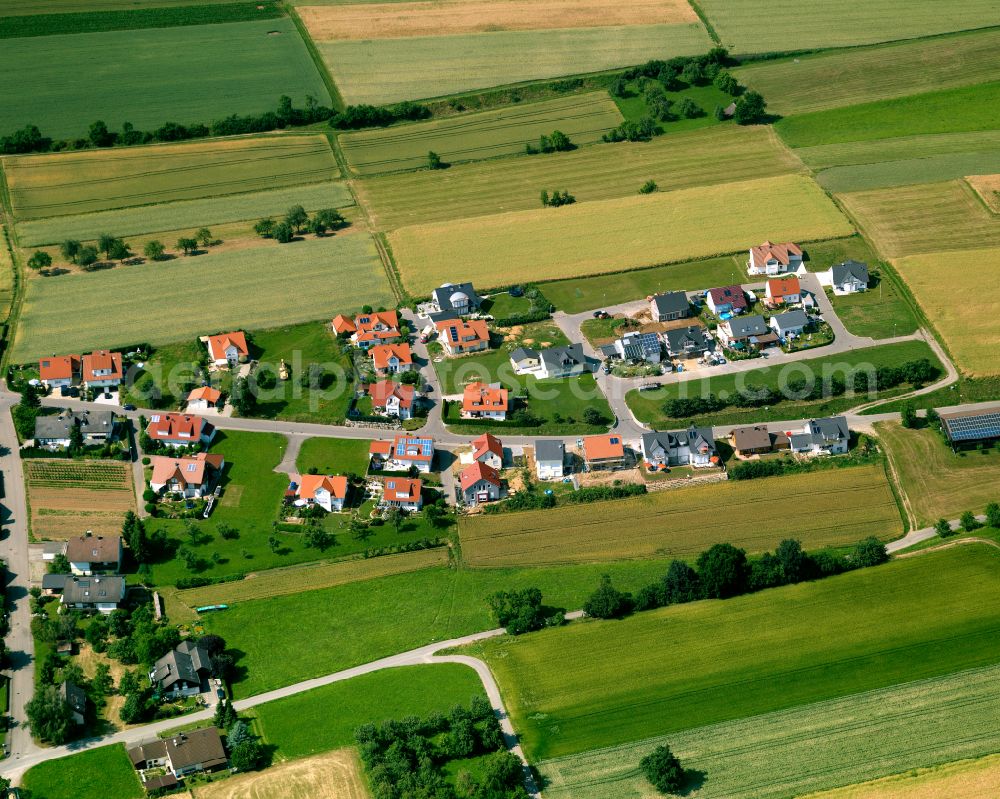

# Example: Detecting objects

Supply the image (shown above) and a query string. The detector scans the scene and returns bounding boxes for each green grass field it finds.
[815,150,1000,193]
[390,174,853,294]
[539,663,1000,799]
[5,135,338,220]
[0,18,330,139]
[626,340,941,428]
[795,130,1000,171]
[827,278,918,339]
[258,664,485,759]
[339,92,623,176]
[460,464,901,566]
[473,544,1000,760]
[22,743,142,799]
[356,125,804,229]
[695,0,1000,53]
[15,182,353,247]
[776,82,1000,149]
[318,24,713,105]
[296,437,375,476]
[12,233,393,361]
[735,29,1000,116]
[6,0,240,12]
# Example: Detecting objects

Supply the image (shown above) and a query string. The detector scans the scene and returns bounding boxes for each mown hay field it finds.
[390,174,853,293]
[26,459,135,540]
[179,548,449,607]
[0,18,330,139]
[12,234,392,361]
[802,754,1000,799]
[0,226,14,321]
[966,173,1000,213]
[5,135,338,220]
[460,465,900,567]
[357,125,805,228]
[474,544,1000,760]
[838,180,1000,259]
[796,130,1000,171]
[694,0,1000,53]
[735,29,1000,115]
[815,150,1000,193]
[339,92,622,176]
[300,0,695,39]
[891,249,1000,377]
[194,749,368,799]
[16,182,353,247]
[539,664,1000,799]
[318,24,712,106]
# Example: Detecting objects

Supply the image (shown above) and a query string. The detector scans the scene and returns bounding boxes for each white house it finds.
[510,344,587,379]
[641,428,717,468]
[614,331,662,364]
[472,433,503,470]
[61,575,125,614]
[534,440,565,480]
[366,381,415,419]
[186,386,222,411]
[769,309,810,341]
[748,241,803,276]
[821,260,869,295]
[295,474,348,512]
[38,354,81,389]
[459,462,502,506]
[66,535,122,575]
[205,331,248,367]
[430,282,483,315]
[149,453,224,498]
[381,477,423,511]
[370,343,414,375]
[706,285,748,316]
[788,417,850,455]
[462,382,508,420]
[717,314,777,348]
[369,434,434,473]
[82,350,124,388]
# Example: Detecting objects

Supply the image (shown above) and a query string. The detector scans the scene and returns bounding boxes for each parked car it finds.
[123,403,137,411]
[593,310,610,319]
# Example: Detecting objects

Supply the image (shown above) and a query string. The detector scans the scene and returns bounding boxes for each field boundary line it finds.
[290,6,345,111]
[878,438,915,532]
[684,0,720,43]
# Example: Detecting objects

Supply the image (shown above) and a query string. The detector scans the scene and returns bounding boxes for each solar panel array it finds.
[944,411,1000,442]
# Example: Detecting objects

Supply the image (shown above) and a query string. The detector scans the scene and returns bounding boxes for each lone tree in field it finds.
[143,240,165,261]
[176,237,198,256]
[285,205,309,234]
[640,744,686,794]
[254,218,275,238]
[960,510,980,532]
[97,233,121,260]
[733,90,767,125]
[272,222,294,244]
[488,587,547,635]
[428,150,444,170]
[77,245,99,267]
[27,251,52,271]
[60,239,81,263]
[196,228,213,247]
[108,238,130,262]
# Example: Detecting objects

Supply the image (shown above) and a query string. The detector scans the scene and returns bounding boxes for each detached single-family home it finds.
[459,461,502,506]
[509,347,541,375]
[765,276,801,306]
[582,434,626,470]
[706,286,748,316]
[381,477,423,511]
[770,309,811,341]
[748,241,803,276]
[717,314,778,348]
[61,681,87,726]
[82,350,124,389]
[730,425,789,457]
[66,534,122,575]
[534,440,566,480]
[370,343,414,375]
[510,344,587,379]
[354,310,402,350]
[370,434,435,472]
[186,386,222,411]
[149,640,213,698]
[296,474,348,512]
[614,331,662,364]
[436,318,490,356]
[149,453,224,498]
[146,413,215,447]
[129,727,227,780]
[788,417,850,455]
[824,260,869,295]
[34,409,117,449]
[649,291,691,322]
[430,283,482,316]
[61,575,126,614]
[462,382,508,420]
[365,381,415,419]
[39,354,82,389]
[205,331,249,367]
[641,427,717,468]
[663,326,713,359]
[471,433,503,470]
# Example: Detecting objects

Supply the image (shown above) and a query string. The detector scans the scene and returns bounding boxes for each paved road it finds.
[885,513,988,554]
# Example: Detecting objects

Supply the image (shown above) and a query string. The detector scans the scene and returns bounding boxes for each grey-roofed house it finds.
[34,409,117,449]
[769,309,811,341]
[788,417,850,456]
[614,331,662,363]
[61,575,125,614]
[649,291,691,322]
[512,344,588,379]
[150,640,213,698]
[825,260,869,295]
[130,727,227,779]
[641,427,717,468]
[60,681,87,726]
[42,573,69,595]
[509,346,541,374]
[718,314,779,348]
[431,282,482,315]
[663,326,713,359]
[534,440,566,480]
[66,534,122,575]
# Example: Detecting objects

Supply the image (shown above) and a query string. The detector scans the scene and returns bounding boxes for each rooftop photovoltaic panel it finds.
[943,411,1000,442]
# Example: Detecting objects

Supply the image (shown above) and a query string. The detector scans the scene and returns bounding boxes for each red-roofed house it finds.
[471,433,503,470]
[765,276,801,306]
[371,343,414,375]
[149,453,224,498]
[39,355,82,388]
[706,286,748,316]
[366,381,415,419]
[459,462,502,506]
[381,477,422,512]
[146,413,215,448]
[354,311,401,350]
[748,241,802,276]
[296,474,348,512]
[462,382,508,420]
[582,434,626,470]
[82,350,123,388]
[332,315,357,335]
[206,332,249,367]
[369,434,434,472]
[435,318,490,356]
[187,386,222,411]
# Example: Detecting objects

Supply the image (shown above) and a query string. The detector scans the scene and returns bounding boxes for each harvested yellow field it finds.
[299,0,696,39]
[391,174,853,293]
[801,754,1000,799]
[194,749,368,799]
[893,248,1000,376]
[25,459,135,540]
[838,179,1000,259]
[460,465,900,567]
[966,173,1000,213]
[178,548,449,607]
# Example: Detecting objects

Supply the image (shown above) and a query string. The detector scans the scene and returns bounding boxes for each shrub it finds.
[583,574,633,619]
[851,536,888,568]
[640,744,685,794]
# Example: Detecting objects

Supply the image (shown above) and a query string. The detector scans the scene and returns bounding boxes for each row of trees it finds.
[540,189,575,207]
[215,698,268,772]
[30,228,219,276]
[935,502,1000,538]
[253,205,347,242]
[525,130,574,155]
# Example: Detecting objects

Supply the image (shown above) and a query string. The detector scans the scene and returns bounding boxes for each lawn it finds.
[472,544,1000,760]
[355,124,803,229]
[626,340,941,428]
[460,464,901,566]
[12,233,393,362]
[694,0,1000,53]
[257,664,485,759]
[877,421,1000,525]
[296,436,374,476]
[538,664,1000,799]
[0,18,330,139]
[4,134,337,220]
[15,182,353,247]
[803,753,1000,799]
[735,29,1000,115]
[339,92,622,176]
[815,150,1000,194]
[893,248,1000,376]
[26,459,136,540]
[389,174,853,294]
[122,338,204,408]
[775,82,1000,149]
[21,743,142,799]
[317,24,713,105]
[827,275,918,339]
